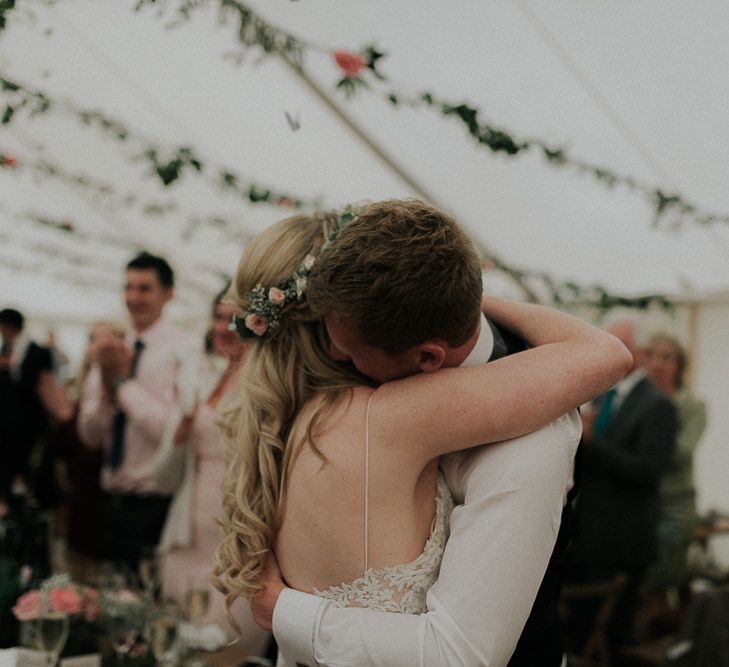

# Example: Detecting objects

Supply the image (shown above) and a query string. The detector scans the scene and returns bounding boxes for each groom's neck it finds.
[441,319,481,369]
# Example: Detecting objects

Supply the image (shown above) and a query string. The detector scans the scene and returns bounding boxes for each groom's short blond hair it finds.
[308,199,483,356]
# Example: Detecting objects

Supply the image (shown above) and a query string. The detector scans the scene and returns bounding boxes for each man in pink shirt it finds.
[78,252,201,569]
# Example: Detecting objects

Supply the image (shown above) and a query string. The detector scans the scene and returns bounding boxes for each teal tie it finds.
[593,387,617,437]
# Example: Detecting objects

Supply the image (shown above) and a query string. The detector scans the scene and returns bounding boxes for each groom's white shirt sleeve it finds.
[272,317,581,667]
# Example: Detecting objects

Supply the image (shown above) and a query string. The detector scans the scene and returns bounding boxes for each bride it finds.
[214,206,630,628]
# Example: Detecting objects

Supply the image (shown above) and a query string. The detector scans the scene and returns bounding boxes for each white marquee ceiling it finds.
[2,0,729,321]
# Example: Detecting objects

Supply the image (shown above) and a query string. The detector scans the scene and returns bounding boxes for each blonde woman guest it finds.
[644,333,707,594]
[159,291,268,654]
[213,203,631,665]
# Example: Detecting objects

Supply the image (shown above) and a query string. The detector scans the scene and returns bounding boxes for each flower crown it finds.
[231,206,359,340]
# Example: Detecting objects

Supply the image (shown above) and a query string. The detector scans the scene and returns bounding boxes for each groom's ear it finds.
[415,342,447,373]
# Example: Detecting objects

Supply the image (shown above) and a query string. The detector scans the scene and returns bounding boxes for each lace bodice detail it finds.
[316,472,453,613]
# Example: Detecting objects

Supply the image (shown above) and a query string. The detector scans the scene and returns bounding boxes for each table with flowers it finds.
[9,574,255,667]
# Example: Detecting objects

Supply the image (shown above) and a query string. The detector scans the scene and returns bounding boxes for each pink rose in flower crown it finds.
[334,50,367,77]
[245,313,269,336]
[268,287,286,305]
[13,590,42,621]
[50,586,83,615]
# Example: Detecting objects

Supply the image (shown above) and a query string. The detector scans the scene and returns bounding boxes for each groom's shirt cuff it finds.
[273,588,325,665]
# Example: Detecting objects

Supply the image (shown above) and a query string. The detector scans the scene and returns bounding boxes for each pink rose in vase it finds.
[13,590,42,621]
[50,586,83,615]
[82,588,101,622]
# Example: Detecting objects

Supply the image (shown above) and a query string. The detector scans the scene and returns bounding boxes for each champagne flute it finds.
[145,604,179,666]
[105,613,138,667]
[184,579,210,627]
[138,551,161,602]
[35,612,69,667]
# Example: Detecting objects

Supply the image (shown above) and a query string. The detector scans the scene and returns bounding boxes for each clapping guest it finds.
[77,252,204,570]
[644,333,707,596]
[158,290,268,654]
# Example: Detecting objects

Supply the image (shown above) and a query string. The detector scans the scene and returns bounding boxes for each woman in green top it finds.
[644,333,707,593]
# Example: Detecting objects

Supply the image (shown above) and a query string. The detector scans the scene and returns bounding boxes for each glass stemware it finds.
[145,603,180,666]
[105,613,139,667]
[184,580,210,627]
[35,612,69,667]
[138,552,161,602]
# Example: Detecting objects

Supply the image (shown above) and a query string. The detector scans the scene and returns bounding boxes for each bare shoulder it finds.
[290,386,376,460]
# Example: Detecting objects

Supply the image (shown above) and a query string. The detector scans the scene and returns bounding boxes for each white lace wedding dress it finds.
[315,471,453,614]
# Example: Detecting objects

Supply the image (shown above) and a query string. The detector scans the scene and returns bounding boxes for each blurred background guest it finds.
[0,308,71,507]
[564,318,678,659]
[642,333,708,621]
[57,321,126,583]
[158,289,269,654]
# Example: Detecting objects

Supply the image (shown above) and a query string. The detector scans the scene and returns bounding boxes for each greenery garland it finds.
[0,75,316,208]
[0,204,232,300]
[0,2,698,311]
[134,0,729,230]
[0,0,15,32]
[1,151,256,248]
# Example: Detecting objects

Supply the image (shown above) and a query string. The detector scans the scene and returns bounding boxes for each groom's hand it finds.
[251,552,286,631]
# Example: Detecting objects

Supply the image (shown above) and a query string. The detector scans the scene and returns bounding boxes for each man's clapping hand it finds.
[92,332,132,396]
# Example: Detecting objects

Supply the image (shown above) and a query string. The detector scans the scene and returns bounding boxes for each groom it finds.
[253,200,581,666]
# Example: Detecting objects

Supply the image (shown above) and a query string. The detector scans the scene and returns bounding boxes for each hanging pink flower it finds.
[245,313,269,336]
[1,155,17,167]
[278,197,295,208]
[13,590,43,621]
[334,50,367,77]
[50,587,82,615]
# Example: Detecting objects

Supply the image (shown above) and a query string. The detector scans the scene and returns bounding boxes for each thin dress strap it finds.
[364,392,375,575]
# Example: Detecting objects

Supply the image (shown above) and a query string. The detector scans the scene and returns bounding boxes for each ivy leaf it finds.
[543,147,566,164]
[2,104,14,124]
[0,77,20,92]
[248,186,271,203]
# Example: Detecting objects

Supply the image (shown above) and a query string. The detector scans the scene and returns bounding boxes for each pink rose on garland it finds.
[13,590,42,621]
[334,50,367,77]
[268,287,286,305]
[245,313,269,336]
[50,586,82,615]
[1,155,17,167]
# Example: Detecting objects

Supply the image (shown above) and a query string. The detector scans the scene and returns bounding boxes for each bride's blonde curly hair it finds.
[213,212,364,619]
